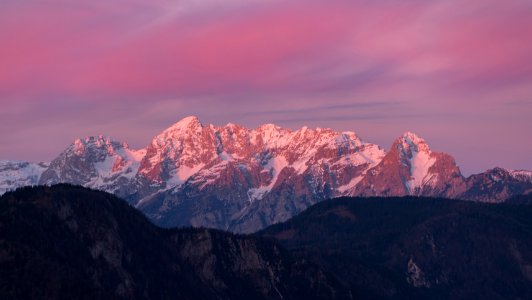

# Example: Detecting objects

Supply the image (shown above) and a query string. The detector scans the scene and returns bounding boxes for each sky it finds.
[1,0,531,175]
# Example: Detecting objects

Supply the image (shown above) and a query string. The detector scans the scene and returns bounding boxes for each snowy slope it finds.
[0,161,48,194]
[509,170,532,182]
[397,132,438,193]
[38,135,145,196]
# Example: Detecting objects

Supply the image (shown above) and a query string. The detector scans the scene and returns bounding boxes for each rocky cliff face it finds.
[353,133,466,198]
[1,116,531,232]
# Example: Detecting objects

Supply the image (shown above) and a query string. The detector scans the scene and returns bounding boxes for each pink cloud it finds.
[2,0,532,99]
[0,0,531,174]
[65,2,365,94]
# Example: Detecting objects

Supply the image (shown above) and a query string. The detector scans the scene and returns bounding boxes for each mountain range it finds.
[1,116,531,232]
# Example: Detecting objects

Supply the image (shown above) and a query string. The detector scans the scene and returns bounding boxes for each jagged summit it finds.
[169,115,202,128]
[158,116,361,148]
[39,134,145,193]
[255,123,285,131]
[395,131,430,153]
[401,131,424,142]
[224,122,244,129]
[71,135,129,155]
[158,116,204,139]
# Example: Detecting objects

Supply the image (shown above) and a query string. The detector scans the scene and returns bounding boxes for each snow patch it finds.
[190,161,231,190]
[509,169,532,182]
[406,150,436,192]
[292,157,311,175]
[93,156,116,178]
[79,145,145,190]
[337,175,364,194]
[218,151,234,162]
[247,155,288,202]
[332,150,383,168]
[166,163,206,188]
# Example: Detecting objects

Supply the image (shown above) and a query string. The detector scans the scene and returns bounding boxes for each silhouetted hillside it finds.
[4,185,531,299]
[0,185,349,300]
[260,197,532,299]
[506,193,532,205]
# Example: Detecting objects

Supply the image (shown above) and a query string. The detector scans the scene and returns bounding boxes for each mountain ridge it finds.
[0,184,349,299]
[3,184,532,299]
[260,195,532,299]
[1,116,531,232]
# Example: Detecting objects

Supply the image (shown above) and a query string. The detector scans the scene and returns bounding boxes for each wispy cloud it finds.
[0,0,531,174]
[239,101,405,117]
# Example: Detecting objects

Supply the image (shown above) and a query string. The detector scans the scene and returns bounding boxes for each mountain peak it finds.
[396,132,430,153]
[165,116,202,131]
[74,135,116,145]
[256,123,285,133]
[401,131,424,143]
[157,116,204,141]
[179,115,201,123]
[71,135,123,155]
[225,122,241,128]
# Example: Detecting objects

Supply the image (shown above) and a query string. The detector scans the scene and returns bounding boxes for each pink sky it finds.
[1,0,531,175]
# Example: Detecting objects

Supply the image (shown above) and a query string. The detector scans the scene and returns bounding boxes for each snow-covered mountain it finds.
[462,167,532,203]
[1,116,531,232]
[135,117,386,231]
[352,132,466,198]
[0,161,48,194]
[39,135,145,196]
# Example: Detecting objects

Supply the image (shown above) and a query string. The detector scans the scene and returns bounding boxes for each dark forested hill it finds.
[4,185,531,299]
[0,185,349,300]
[260,196,532,299]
